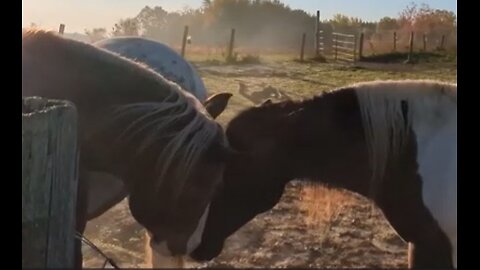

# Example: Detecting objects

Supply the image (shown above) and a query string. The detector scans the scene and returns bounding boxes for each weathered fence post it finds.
[334,34,338,61]
[440,34,446,50]
[300,33,306,62]
[353,33,358,64]
[423,34,427,51]
[22,97,79,268]
[227,28,236,62]
[58,24,65,35]
[181,25,189,57]
[393,31,397,51]
[406,31,415,63]
[315,10,320,57]
[358,32,364,60]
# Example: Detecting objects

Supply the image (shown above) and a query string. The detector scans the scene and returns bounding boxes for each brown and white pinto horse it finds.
[192,80,457,269]
[22,29,232,268]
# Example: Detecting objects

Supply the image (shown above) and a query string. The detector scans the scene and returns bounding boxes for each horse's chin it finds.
[189,241,224,262]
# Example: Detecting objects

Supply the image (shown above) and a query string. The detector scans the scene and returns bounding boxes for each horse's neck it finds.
[81,130,154,191]
[279,94,372,197]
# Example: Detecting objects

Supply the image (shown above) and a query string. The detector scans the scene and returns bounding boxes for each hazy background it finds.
[22,0,456,33]
[22,0,457,56]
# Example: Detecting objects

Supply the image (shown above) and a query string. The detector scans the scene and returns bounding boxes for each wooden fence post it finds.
[393,31,397,52]
[227,28,236,62]
[315,10,320,57]
[358,32,364,60]
[423,34,427,51]
[353,34,358,63]
[181,25,189,57]
[300,33,306,62]
[406,31,415,63]
[440,35,446,50]
[334,34,338,61]
[22,97,79,268]
[58,24,65,35]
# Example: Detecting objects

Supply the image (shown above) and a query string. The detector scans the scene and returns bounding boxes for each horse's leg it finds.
[382,198,453,268]
[410,233,453,268]
[381,181,454,269]
[407,242,414,268]
[74,169,89,269]
[144,232,153,268]
[379,169,453,268]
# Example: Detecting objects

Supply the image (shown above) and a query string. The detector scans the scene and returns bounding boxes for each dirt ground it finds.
[83,182,407,268]
[82,59,456,268]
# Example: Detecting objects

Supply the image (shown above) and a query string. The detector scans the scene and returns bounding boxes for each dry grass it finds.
[300,184,359,228]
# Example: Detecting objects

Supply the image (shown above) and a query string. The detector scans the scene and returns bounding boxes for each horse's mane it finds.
[23,29,222,197]
[111,93,221,195]
[351,79,457,197]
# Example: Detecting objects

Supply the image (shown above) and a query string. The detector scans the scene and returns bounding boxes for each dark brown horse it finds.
[22,29,232,268]
[192,80,457,269]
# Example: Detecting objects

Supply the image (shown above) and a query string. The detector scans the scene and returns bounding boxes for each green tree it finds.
[377,17,398,31]
[111,18,140,37]
[329,14,363,33]
[135,6,169,40]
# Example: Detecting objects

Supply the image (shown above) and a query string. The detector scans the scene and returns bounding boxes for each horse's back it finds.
[95,37,207,101]
[22,30,177,110]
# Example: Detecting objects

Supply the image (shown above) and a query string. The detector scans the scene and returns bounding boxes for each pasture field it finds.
[83,53,456,268]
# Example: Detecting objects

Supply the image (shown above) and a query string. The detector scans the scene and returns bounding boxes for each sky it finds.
[22,0,457,33]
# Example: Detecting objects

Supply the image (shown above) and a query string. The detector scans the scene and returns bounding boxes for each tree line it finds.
[84,0,456,51]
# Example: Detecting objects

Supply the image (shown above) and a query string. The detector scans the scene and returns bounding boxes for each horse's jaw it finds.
[145,237,208,268]
[144,204,211,268]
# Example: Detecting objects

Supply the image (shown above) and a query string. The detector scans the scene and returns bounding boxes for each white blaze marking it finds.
[414,109,456,268]
[145,204,211,268]
[186,204,210,253]
[147,236,186,268]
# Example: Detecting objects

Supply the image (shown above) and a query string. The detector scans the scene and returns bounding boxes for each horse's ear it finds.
[203,92,233,119]
[259,99,273,107]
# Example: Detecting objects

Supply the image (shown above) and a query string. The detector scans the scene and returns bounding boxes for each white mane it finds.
[352,79,457,197]
[111,81,220,196]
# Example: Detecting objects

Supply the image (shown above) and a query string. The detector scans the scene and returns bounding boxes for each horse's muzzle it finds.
[190,241,224,261]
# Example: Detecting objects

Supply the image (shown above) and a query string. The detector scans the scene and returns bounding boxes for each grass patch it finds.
[294,54,327,63]
[300,185,358,227]
[361,51,455,64]
[226,53,262,65]
[197,51,456,126]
